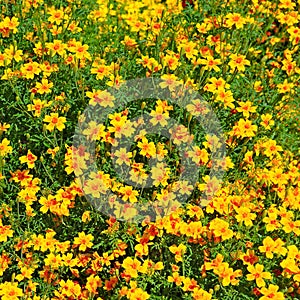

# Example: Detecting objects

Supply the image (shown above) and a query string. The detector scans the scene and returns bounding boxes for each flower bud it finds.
[214,285,220,291]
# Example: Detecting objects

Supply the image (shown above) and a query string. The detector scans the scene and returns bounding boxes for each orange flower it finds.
[214,262,242,286]
[86,275,102,295]
[0,123,10,133]
[167,272,182,286]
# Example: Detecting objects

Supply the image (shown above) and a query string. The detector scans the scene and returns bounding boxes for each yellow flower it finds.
[137,137,156,158]
[0,138,13,157]
[19,150,37,169]
[246,263,272,287]
[120,185,139,203]
[35,78,53,94]
[225,13,246,29]
[46,39,67,56]
[0,219,13,242]
[151,162,170,187]
[73,231,94,251]
[122,257,141,278]
[43,113,66,131]
[232,118,257,138]
[236,101,257,118]
[260,114,274,130]
[259,284,284,300]
[277,79,294,93]
[0,282,23,299]
[87,90,115,107]
[209,218,234,240]
[197,55,222,72]
[228,53,250,72]
[4,45,23,62]
[235,206,256,227]
[169,243,186,262]
[20,61,41,79]
[48,7,68,25]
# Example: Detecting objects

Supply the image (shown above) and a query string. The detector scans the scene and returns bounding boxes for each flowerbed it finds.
[0,0,300,299]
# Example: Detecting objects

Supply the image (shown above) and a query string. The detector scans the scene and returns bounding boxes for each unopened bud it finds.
[214,285,220,291]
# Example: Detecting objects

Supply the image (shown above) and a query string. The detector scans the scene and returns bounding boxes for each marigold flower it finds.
[4,45,23,62]
[259,284,284,300]
[149,106,170,126]
[260,113,274,130]
[46,39,67,56]
[137,137,156,158]
[235,206,256,226]
[20,61,41,79]
[35,78,53,94]
[209,218,234,240]
[19,150,37,169]
[48,7,68,25]
[0,220,13,243]
[232,118,257,138]
[122,257,141,278]
[197,55,222,72]
[225,13,246,29]
[0,282,23,299]
[246,263,272,287]
[43,113,66,131]
[0,138,12,157]
[87,90,115,107]
[236,101,257,118]
[120,185,139,203]
[169,243,186,262]
[73,232,94,251]
[277,79,294,93]
[228,53,250,72]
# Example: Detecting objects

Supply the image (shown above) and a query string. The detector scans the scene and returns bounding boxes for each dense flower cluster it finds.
[0,0,299,299]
